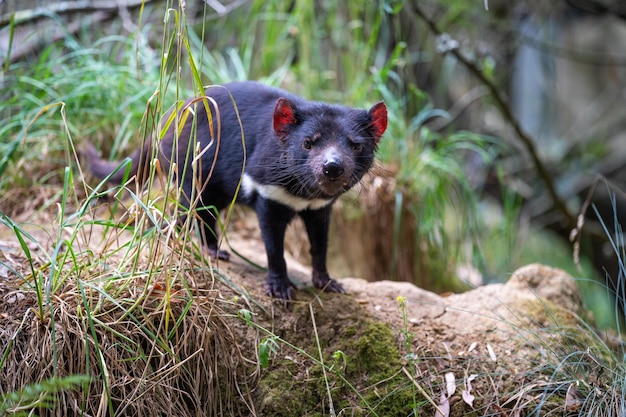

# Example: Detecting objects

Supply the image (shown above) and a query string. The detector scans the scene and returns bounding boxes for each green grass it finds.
[4,34,159,146]
[0,375,89,415]
[511,310,626,415]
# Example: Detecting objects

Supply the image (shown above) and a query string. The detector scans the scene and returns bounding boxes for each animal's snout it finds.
[323,160,345,179]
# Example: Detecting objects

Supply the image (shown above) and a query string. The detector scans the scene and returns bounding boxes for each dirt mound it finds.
[214,235,590,416]
[0,215,594,416]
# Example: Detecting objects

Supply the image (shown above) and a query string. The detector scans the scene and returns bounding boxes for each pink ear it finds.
[368,102,387,143]
[273,98,297,137]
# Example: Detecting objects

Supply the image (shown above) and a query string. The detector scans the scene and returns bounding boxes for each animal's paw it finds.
[312,271,346,294]
[207,246,230,261]
[265,274,296,307]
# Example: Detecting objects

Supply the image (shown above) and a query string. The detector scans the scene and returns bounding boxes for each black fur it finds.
[84,81,387,303]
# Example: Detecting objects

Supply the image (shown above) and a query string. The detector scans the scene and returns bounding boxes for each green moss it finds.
[346,321,400,378]
[343,325,357,338]
[337,320,416,415]
[255,301,418,416]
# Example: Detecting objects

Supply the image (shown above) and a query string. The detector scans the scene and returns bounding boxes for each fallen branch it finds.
[0,0,153,27]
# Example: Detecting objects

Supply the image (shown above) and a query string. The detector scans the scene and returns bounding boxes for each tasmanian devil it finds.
[83,81,387,302]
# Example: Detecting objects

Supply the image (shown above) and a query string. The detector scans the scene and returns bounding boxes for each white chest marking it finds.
[241,174,333,212]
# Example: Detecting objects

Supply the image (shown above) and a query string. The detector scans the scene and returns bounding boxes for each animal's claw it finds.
[325,279,346,294]
[312,271,345,293]
[207,246,230,261]
[265,276,296,307]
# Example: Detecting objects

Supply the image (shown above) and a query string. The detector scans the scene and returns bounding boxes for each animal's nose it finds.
[323,161,345,179]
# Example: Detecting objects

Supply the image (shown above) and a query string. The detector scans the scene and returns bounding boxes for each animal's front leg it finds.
[256,199,297,303]
[300,206,345,294]
[180,183,230,260]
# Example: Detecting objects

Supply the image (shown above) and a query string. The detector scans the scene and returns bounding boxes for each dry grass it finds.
[0,203,259,416]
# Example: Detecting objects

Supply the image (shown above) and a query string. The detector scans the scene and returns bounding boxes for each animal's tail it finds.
[81,142,152,186]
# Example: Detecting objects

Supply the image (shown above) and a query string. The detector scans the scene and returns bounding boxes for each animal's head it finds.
[273,98,387,198]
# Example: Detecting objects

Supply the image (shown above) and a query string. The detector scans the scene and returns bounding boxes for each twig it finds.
[411,3,576,229]
[570,175,626,270]
[310,304,336,417]
[402,367,446,416]
[428,85,490,131]
[203,0,248,17]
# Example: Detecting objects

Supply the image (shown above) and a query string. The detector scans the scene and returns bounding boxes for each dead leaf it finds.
[487,343,497,362]
[565,383,583,412]
[445,372,456,397]
[5,291,25,304]
[145,283,185,302]
[462,373,476,408]
[462,389,475,409]
[434,392,450,417]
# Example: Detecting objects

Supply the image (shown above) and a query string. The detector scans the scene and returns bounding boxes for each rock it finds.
[506,263,584,314]
[341,263,585,338]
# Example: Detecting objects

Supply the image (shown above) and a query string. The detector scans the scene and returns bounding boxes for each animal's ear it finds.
[273,98,298,138]
[368,101,388,144]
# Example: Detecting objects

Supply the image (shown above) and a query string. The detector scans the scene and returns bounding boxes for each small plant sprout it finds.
[258,337,279,370]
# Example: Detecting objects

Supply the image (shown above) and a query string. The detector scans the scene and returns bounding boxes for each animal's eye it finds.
[352,143,363,152]
[302,139,312,150]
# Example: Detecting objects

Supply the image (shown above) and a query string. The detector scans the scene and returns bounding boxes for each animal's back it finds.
[161,81,294,203]
[82,81,289,188]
